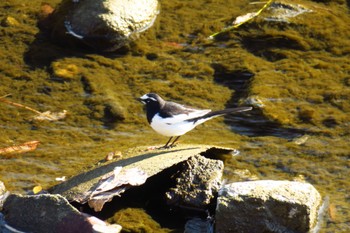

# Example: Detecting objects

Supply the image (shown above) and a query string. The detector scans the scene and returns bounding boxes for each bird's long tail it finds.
[188,106,252,124]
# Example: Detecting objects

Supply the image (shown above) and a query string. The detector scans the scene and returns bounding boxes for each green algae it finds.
[109,208,172,233]
[0,0,350,232]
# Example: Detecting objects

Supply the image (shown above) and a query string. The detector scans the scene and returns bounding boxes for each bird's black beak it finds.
[137,97,146,104]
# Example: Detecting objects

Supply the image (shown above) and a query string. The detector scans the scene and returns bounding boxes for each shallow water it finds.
[0,0,350,232]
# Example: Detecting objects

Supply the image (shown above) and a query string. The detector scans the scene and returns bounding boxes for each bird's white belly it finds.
[150,114,196,137]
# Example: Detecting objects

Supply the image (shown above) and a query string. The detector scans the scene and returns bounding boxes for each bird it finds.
[138,93,253,148]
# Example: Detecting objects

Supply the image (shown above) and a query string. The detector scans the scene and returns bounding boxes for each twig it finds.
[0,95,42,114]
[0,93,12,99]
[0,141,40,155]
[208,0,273,39]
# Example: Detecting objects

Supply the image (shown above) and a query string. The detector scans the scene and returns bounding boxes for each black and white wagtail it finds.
[138,93,252,148]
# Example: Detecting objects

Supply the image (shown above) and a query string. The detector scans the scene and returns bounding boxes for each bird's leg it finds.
[169,136,181,147]
[163,137,173,148]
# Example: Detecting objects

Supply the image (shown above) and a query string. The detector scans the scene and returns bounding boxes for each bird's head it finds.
[138,93,165,108]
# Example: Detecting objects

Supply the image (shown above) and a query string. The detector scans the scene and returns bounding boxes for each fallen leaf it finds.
[232,12,258,25]
[39,3,54,20]
[329,203,337,222]
[88,166,148,211]
[105,151,122,161]
[32,110,67,121]
[0,141,40,155]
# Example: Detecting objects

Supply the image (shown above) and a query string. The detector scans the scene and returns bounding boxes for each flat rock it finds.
[50,145,234,211]
[166,154,223,210]
[216,180,322,233]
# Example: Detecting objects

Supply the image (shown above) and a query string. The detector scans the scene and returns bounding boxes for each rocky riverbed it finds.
[0,0,349,232]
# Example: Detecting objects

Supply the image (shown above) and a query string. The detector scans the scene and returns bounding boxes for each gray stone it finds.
[50,0,159,51]
[166,155,224,210]
[2,193,121,233]
[216,180,322,233]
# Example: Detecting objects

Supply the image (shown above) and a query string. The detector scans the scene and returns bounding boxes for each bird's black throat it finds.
[145,103,160,124]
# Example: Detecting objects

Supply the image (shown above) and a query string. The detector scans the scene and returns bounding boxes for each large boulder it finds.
[216,180,322,233]
[49,0,159,51]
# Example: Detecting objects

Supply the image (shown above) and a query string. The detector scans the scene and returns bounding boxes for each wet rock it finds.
[2,193,121,233]
[215,180,322,233]
[50,0,159,51]
[166,155,223,210]
[264,1,312,23]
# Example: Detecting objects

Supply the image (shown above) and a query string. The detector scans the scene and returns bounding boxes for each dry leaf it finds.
[233,12,258,25]
[32,110,67,121]
[0,141,40,155]
[88,166,147,211]
[329,203,337,222]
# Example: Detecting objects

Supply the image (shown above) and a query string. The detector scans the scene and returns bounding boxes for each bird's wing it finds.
[159,102,211,124]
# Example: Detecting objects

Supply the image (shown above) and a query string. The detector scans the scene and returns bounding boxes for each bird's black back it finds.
[159,101,197,118]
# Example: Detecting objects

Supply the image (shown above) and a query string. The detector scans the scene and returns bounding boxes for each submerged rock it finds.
[215,180,322,233]
[2,193,121,233]
[50,0,159,51]
[166,155,223,210]
[264,1,312,23]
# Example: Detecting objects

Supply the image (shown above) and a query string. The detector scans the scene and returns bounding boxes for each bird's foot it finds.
[145,144,177,151]
[157,144,177,150]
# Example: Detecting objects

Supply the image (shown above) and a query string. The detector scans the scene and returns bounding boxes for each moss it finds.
[109,208,172,233]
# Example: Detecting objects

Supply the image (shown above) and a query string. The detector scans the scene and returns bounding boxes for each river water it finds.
[0,0,349,232]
